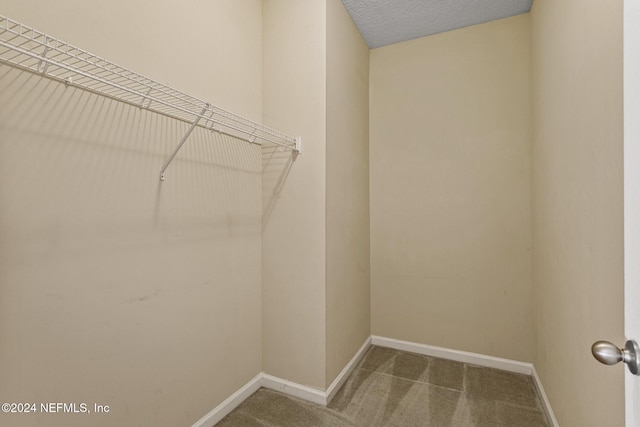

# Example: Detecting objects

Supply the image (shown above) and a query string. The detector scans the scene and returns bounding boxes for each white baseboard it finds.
[191,373,262,427]
[261,373,327,405]
[194,336,557,427]
[371,335,533,375]
[191,336,371,426]
[262,336,372,406]
[531,366,559,427]
[325,336,372,403]
[372,335,557,426]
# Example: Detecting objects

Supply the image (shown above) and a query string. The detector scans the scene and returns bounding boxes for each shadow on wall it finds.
[0,65,263,253]
[0,64,264,426]
[262,145,297,227]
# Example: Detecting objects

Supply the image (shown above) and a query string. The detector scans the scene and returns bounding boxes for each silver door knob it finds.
[592,340,640,375]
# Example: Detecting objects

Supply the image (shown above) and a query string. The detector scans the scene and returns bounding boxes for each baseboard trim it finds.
[373,335,558,426]
[191,373,262,427]
[193,336,558,427]
[261,373,327,405]
[325,336,372,403]
[192,337,372,426]
[371,335,533,375]
[531,366,559,427]
[262,336,372,406]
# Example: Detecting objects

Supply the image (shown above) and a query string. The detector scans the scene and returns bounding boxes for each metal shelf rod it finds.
[0,39,197,116]
[0,15,301,181]
[2,53,296,150]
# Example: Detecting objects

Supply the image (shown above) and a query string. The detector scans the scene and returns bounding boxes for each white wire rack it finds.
[0,15,302,180]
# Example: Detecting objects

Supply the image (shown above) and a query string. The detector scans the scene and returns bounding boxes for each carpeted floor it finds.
[217,346,551,426]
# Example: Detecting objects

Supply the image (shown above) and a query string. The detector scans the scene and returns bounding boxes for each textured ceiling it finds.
[341,0,533,49]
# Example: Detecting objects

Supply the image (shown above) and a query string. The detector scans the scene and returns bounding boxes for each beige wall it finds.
[5,1,625,424]
[1,2,369,417]
[262,0,328,389]
[370,15,534,362]
[325,0,370,386]
[531,0,625,425]
[262,0,372,390]
[0,1,263,426]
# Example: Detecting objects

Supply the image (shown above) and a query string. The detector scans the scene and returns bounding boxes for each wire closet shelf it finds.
[0,15,301,180]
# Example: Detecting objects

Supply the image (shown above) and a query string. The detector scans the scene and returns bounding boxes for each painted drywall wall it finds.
[325,0,370,387]
[262,0,328,389]
[0,1,263,426]
[370,15,534,362]
[531,0,625,425]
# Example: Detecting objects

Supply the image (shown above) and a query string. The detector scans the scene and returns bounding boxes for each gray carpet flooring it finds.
[217,346,551,426]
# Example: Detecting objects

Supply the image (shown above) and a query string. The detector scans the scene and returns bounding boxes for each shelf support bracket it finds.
[160,104,210,181]
[248,127,258,144]
[294,137,302,154]
[204,107,216,131]
[139,86,153,109]
[37,37,52,74]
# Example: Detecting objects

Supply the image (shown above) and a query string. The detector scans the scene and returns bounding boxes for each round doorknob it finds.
[592,340,640,375]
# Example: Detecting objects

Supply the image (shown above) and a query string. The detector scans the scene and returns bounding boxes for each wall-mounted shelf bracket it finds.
[160,104,210,181]
[139,86,154,109]
[37,37,51,74]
